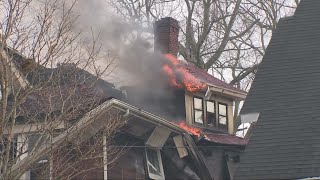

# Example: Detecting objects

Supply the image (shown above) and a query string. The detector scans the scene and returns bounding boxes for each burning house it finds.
[122,17,248,180]
[1,16,248,180]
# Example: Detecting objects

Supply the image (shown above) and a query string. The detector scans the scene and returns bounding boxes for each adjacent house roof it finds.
[235,0,320,179]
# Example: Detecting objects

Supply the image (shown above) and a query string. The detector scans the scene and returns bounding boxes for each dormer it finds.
[154,17,246,135]
[183,65,246,135]
[185,85,246,135]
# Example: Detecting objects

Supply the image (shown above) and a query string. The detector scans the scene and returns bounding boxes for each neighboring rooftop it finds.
[235,0,320,179]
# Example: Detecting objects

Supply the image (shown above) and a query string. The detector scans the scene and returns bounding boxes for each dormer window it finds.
[192,96,229,131]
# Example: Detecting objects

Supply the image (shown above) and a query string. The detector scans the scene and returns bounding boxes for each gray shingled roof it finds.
[235,0,320,179]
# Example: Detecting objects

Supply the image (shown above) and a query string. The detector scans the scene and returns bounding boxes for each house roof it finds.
[235,1,320,179]
[183,63,245,94]
[18,84,102,120]
[163,53,246,97]
[205,133,248,146]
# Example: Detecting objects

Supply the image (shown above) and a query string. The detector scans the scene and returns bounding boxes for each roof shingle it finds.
[235,0,320,179]
[183,63,245,94]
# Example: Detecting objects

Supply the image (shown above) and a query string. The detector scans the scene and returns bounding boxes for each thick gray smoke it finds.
[74,0,166,86]
[72,0,184,119]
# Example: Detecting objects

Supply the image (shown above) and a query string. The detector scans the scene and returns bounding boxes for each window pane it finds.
[207,112,216,125]
[219,104,227,116]
[147,149,161,176]
[194,110,203,124]
[219,116,227,125]
[194,97,203,109]
[206,101,215,113]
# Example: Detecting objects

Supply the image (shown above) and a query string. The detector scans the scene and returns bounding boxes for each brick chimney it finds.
[154,17,179,56]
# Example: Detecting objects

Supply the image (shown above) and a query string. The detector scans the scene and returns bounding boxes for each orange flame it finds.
[162,54,207,92]
[176,121,202,137]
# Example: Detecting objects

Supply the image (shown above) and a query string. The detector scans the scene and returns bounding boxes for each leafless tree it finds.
[110,0,298,90]
[0,0,125,179]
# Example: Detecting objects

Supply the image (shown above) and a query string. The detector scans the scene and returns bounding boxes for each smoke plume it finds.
[72,0,184,119]
[74,0,166,85]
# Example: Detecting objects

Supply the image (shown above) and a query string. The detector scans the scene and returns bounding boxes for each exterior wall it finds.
[201,148,225,180]
[201,147,242,180]
[107,147,146,180]
[226,151,241,180]
[52,142,104,179]
[185,91,235,134]
[49,133,105,179]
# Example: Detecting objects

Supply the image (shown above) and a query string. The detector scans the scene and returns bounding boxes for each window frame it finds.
[145,148,165,180]
[193,96,204,125]
[218,102,228,129]
[192,96,229,132]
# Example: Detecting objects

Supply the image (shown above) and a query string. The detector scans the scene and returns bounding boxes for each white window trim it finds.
[145,148,165,180]
[17,133,52,180]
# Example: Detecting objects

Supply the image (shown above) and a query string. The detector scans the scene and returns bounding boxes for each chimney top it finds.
[154,17,179,56]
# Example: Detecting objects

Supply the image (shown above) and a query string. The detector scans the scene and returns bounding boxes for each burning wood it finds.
[162,54,207,92]
[176,121,203,137]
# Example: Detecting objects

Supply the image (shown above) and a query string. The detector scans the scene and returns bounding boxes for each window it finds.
[145,148,165,179]
[192,96,229,131]
[218,103,228,129]
[193,97,204,124]
[206,100,216,126]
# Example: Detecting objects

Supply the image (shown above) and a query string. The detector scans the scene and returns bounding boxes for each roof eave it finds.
[208,83,247,100]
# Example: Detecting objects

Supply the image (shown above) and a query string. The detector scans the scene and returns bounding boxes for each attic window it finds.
[145,148,165,179]
[192,96,228,131]
[193,97,204,124]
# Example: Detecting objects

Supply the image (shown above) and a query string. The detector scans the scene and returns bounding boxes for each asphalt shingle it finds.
[235,0,320,179]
